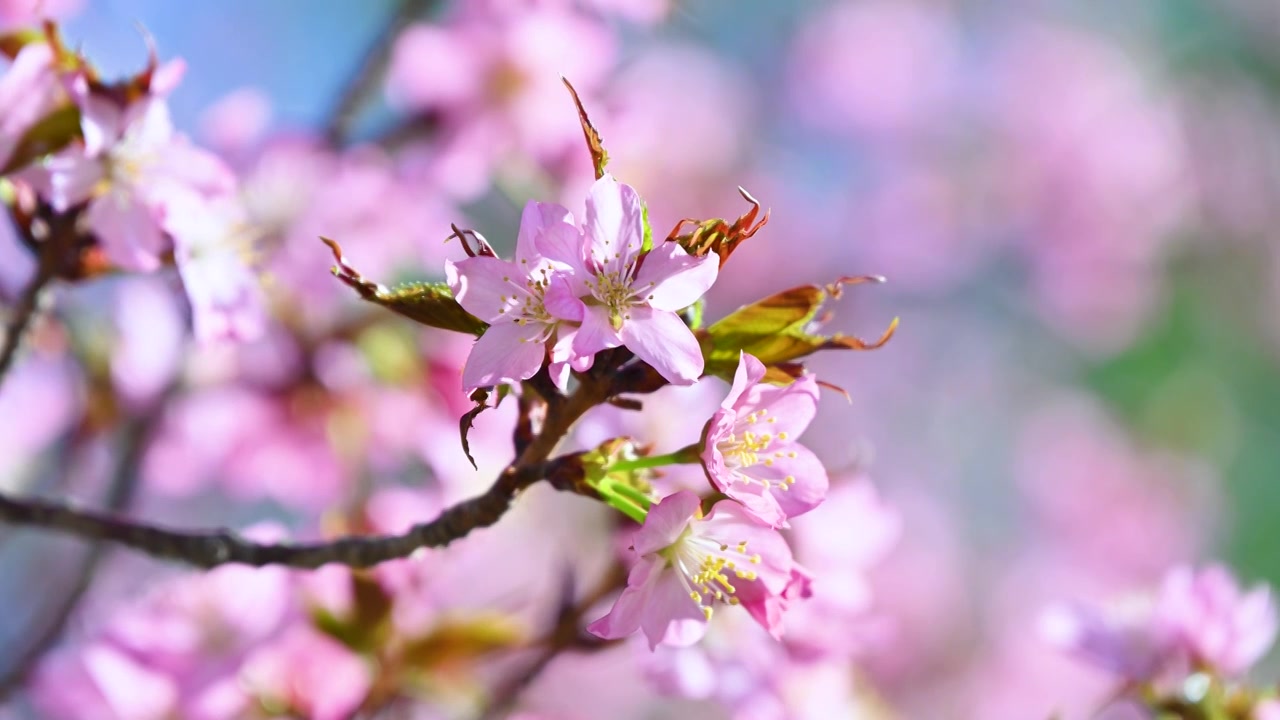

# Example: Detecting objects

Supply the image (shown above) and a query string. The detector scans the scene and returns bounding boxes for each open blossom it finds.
[1043,564,1278,681]
[161,189,266,343]
[26,64,233,271]
[447,200,585,390]
[587,491,801,649]
[549,174,718,385]
[1156,564,1277,676]
[700,353,828,528]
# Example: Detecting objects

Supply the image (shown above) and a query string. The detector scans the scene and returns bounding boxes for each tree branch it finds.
[0,255,53,387]
[0,405,160,699]
[324,0,436,146]
[0,372,608,570]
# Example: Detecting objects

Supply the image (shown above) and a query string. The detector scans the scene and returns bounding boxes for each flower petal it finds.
[740,372,821,437]
[87,190,166,271]
[572,305,623,359]
[633,490,699,556]
[618,306,703,385]
[587,556,663,641]
[583,174,644,276]
[516,200,573,265]
[721,353,767,411]
[446,256,527,322]
[641,569,708,650]
[748,442,829,522]
[461,321,546,390]
[634,241,718,312]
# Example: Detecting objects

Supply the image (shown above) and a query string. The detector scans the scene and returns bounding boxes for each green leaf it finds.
[0,105,81,175]
[322,237,487,335]
[701,276,897,381]
[311,571,393,653]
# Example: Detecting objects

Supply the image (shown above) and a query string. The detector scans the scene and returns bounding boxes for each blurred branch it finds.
[0,370,623,569]
[477,566,626,720]
[0,252,54,388]
[0,404,162,699]
[324,0,436,146]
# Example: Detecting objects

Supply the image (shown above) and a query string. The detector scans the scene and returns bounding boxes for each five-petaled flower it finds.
[549,174,718,386]
[700,353,828,528]
[587,490,800,649]
[447,200,586,391]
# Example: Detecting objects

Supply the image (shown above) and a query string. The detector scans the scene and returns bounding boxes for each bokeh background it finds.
[2,0,1280,718]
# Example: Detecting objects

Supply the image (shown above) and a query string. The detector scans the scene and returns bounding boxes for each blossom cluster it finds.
[0,26,263,342]
[1,3,1279,720]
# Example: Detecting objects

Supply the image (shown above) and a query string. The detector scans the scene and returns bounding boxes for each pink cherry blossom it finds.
[26,78,233,271]
[1039,595,1168,682]
[239,625,371,720]
[1156,564,1278,676]
[550,174,718,385]
[587,490,799,649]
[700,353,828,528]
[161,189,266,343]
[446,199,585,390]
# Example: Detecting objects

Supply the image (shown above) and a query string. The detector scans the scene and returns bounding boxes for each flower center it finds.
[718,408,797,492]
[498,265,556,343]
[665,530,763,621]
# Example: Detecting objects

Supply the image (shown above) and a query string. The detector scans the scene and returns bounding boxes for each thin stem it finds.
[0,404,161,699]
[605,443,702,474]
[0,372,609,570]
[0,258,53,388]
[323,0,435,146]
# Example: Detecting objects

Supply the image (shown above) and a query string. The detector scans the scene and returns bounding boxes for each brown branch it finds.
[0,404,161,699]
[324,0,436,146]
[0,255,54,387]
[477,565,626,720]
[0,372,608,570]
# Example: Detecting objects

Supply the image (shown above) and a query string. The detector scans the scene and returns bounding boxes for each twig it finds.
[476,566,627,720]
[0,406,160,699]
[324,0,436,146]
[0,258,54,388]
[0,373,608,570]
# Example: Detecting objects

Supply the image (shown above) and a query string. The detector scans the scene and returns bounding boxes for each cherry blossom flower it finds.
[1156,564,1277,677]
[1044,564,1277,682]
[550,174,718,385]
[700,353,828,528]
[161,189,266,343]
[26,72,233,271]
[587,490,799,649]
[447,199,585,390]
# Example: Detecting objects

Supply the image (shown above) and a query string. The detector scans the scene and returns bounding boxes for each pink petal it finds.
[633,490,699,555]
[572,304,623,358]
[721,353,767,410]
[31,151,104,210]
[618,306,703,385]
[516,200,574,265]
[156,138,236,196]
[461,321,547,390]
[740,373,821,437]
[87,190,167,271]
[587,556,663,640]
[79,94,123,156]
[641,570,709,650]
[634,241,718,312]
[583,174,644,275]
[446,256,527,322]
[543,272,585,322]
[746,442,829,522]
